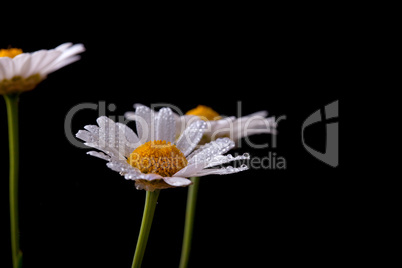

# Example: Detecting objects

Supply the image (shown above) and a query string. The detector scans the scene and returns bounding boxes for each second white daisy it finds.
[126,104,277,146]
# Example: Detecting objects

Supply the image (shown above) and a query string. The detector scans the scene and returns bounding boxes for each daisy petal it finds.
[204,153,250,168]
[173,162,207,178]
[76,130,96,143]
[175,115,201,138]
[0,57,13,80]
[11,54,31,77]
[155,107,176,143]
[133,103,147,109]
[55,43,85,62]
[34,50,62,76]
[77,117,138,159]
[42,43,85,75]
[54,42,73,51]
[87,151,111,161]
[141,173,163,181]
[124,111,136,120]
[195,164,249,177]
[84,142,122,159]
[0,61,5,81]
[176,120,206,156]
[187,138,235,164]
[84,124,99,133]
[233,115,277,139]
[135,105,154,143]
[96,116,119,147]
[96,116,137,158]
[106,160,143,179]
[43,55,80,75]
[115,122,140,146]
[26,50,47,77]
[164,177,192,187]
[115,123,138,154]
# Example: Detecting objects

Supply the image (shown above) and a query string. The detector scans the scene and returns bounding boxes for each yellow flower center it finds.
[127,140,188,177]
[185,105,221,121]
[0,48,23,58]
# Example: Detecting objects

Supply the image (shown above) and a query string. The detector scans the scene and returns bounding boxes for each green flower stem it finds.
[132,189,160,268]
[4,94,23,268]
[179,177,200,268]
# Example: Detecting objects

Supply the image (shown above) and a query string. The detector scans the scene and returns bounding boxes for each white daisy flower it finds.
[126,104,277,146]
[76,106,250,191]
[0,42,85,95]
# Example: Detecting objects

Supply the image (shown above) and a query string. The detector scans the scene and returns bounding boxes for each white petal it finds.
[187,138,235,164]
[173,162,207,178]
[0,60,5,80]
[104,158,165,182]
[124,111,136,120]
[55,43,85,62]
[176,120,206,156]
[25,50,47,77]
[87,151,111,161]
[76,117,138,159]
[84,124,99,133]
[42,55,80,75]
[11,54,31,78]
[54,42,73,51]
[208,117,235,132]
[83,142,122,159]
[155,107,175,142]
[33,50,62,76]
[204,117,236,141]
[106,160,143,179]
[42,43,85,75]
[115,122,140,147]
[135,106,154,143]
[195,164,249,176]
[140,173,163,181]
[76,130,96,143]
[96,116,137,158]
[133,103,146,109]
[204,153,250,168]
[175,115,199,138]
[232,115,277,140]
[0,57,13,80]
[164,177,192,187]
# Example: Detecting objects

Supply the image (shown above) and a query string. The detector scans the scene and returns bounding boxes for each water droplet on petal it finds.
[226,166,234,172]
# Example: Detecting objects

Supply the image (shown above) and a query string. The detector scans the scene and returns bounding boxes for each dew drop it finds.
[226,166,234,172]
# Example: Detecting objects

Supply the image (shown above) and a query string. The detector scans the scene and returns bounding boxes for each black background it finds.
[1,20,347,268]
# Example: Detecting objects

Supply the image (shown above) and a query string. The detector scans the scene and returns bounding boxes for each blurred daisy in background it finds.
[0,42,85,95]
[126,104,277,147]
[1,42,85,268]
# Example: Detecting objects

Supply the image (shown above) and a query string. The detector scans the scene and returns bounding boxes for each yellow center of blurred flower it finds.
[127,140,188,177]
[185,105,221,121]
[0,48,23,58]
